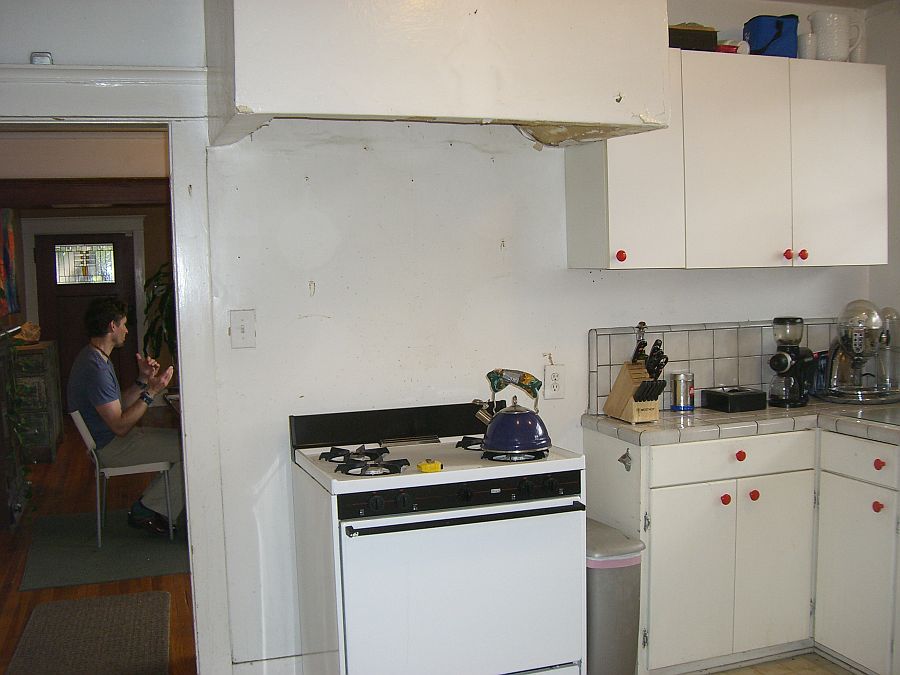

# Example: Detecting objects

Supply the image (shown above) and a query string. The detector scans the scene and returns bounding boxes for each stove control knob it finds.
[545,476,560,495]
[396,492,413,512]
[367,494,386,515]
[517,478,535,499]
[457,486,474,504]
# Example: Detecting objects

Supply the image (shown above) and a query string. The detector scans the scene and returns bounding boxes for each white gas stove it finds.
[290,402,586,675]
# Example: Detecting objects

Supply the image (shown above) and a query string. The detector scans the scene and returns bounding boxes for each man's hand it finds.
[136,353,161,381]
[148,365,174,396]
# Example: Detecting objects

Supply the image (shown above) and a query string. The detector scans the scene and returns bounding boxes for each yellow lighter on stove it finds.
[417,458,443,473]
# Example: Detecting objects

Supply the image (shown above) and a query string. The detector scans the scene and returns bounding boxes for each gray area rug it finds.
[20,510,189,591]
[8,591,170,675]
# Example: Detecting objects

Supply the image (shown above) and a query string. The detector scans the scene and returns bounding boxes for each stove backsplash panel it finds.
[588,318,838,414]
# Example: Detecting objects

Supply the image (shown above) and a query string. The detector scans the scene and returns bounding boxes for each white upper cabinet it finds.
[205,0,669,146]
[790,59,887,266]
[682,51,793,269]
[565,49,685,270]
[565,50,887,270]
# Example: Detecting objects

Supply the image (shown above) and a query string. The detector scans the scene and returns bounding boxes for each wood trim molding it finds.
[0,65,206,119]
[0,178,170,208]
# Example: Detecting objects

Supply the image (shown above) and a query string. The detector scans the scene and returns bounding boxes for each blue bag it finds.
[743,14,798,57]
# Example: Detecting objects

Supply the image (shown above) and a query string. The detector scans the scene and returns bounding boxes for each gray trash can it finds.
[586,518,645,675]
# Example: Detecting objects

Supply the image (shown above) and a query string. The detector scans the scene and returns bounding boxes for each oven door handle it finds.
[344,501,585,538]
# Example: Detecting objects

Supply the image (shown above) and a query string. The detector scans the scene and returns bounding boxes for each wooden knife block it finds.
[604,362,660,424]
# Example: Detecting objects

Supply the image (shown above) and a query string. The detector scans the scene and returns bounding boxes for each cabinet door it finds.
[604,48,685,269]
[790,60,887,266]
[647,480,736,669]
[816,472,896,674]
[682,51,792,268]
[565,51,685,270]
[734,471,814,652]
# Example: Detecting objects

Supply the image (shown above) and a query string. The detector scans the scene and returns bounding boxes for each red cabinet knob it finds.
[783,248,793,260]
[874,458,886,470]
[615,249,627,262]
[749,489,760,501]
[873,501,885,513]
[721,494,732,506]
[798,249,809,260]
[735,450,747,462]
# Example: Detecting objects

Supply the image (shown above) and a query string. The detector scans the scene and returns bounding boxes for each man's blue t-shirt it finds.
[67,345,121,449]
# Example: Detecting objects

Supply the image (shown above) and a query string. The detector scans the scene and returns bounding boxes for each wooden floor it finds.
[0,418,196,674]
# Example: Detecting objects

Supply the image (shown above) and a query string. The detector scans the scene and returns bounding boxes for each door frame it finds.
[22,215,146,341]
[0,65,232,671]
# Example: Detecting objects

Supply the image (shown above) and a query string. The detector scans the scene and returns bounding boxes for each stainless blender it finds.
[768,317,814,408]
[819,299,900,404]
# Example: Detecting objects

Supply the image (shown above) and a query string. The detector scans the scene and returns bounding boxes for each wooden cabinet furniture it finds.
[1,329,28,529]
[205,0,669,146]
[584,429,815,672]
[565,51,887,270]
[816,431,897,674]
[13,341,63,463]
[565,49,685,270]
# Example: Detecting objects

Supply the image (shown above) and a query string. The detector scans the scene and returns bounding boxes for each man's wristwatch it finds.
[136,379,148,389]
[139,391,154,406]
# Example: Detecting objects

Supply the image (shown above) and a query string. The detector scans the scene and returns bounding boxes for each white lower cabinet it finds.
[647,470,814,669]
[815,432,899,674]
[584,429,816,673]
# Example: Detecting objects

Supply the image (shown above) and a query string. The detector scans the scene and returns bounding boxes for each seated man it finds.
[67,297,184,536]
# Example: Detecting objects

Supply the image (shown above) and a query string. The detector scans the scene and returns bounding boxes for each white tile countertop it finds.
[582,401,900,446]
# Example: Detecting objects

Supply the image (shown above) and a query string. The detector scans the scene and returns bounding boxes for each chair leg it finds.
[163,469,174,541]
[101,475,108,524]
[95,470,102,549]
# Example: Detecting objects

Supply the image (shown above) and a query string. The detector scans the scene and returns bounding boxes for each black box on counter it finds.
[669,25,718,51]
[701,387,767,413]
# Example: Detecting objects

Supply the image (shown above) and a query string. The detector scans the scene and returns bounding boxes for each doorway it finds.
[0,130,196,672]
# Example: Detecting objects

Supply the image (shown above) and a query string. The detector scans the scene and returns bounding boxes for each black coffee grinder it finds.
[768,317,815,407]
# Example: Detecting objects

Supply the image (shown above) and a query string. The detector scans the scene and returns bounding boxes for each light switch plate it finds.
[229,309,256,349]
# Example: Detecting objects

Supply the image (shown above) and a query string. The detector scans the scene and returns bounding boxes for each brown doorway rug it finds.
[8,591,170,675]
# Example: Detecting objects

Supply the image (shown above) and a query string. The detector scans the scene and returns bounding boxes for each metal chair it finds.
[69,410,174,547]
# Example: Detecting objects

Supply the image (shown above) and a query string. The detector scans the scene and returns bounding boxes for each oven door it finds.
[339,497,585,675]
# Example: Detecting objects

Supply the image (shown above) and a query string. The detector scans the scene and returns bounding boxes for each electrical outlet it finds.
[229,309,256,348]
[544,364,565,399]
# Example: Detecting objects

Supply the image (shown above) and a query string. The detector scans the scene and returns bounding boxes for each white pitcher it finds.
[809,11,861,61]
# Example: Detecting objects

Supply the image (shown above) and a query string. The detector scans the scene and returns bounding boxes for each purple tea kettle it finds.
[476,369,552,453]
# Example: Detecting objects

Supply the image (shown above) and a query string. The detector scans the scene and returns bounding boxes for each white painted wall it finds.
[0,0,205,67]
[207,118,868,663]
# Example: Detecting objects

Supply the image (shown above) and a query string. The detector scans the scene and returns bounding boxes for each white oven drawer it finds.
[339,498,586,675]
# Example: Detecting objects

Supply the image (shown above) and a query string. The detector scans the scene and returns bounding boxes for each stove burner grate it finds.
[455,436,484,451]
[335,457,411,476]
[319,445,387,463]
[481,449,548,462]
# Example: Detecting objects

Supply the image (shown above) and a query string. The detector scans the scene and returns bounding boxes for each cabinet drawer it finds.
[13,346,52,376]
[14,376,49,411]
[820,431,899,489]
[650,431,815,487]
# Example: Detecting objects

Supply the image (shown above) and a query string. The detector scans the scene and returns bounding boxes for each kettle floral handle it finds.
[486,369,543,401]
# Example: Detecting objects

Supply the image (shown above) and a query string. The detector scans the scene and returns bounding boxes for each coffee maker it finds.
[819,299,900,404]
[768,317,815,407]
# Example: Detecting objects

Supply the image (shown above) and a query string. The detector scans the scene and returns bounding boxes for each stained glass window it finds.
[55,244,115,284]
